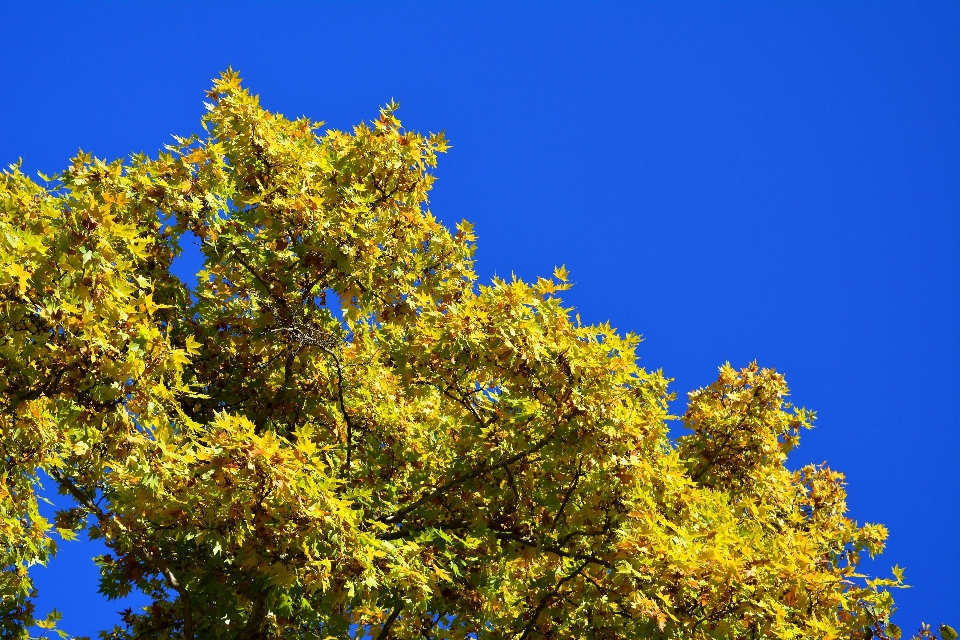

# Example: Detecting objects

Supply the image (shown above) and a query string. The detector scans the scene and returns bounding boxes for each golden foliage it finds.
[0,70,940,639]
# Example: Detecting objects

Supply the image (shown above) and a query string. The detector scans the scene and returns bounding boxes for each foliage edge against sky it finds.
[0,69,952,640]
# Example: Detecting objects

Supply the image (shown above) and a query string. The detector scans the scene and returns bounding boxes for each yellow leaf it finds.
[184,335,201,355]
[5,263,30,293]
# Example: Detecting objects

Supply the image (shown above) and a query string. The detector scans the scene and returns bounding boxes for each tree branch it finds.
[517,559,591,640]
[375,602,404,640]
[318,344,354,480]
[550,456,584,532]
[50,468,194,640]
[491,530,612,569]
[376,418,548,527]
[690,384,762,484]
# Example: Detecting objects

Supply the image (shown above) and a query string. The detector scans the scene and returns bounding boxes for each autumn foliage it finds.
[0,70,951,640]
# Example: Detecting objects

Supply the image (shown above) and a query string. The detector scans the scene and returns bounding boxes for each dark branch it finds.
[375,602,404,640]
[50,468,195,640]
[376,418,547,527]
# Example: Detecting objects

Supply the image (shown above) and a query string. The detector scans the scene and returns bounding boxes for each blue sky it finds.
[2,1,957,634]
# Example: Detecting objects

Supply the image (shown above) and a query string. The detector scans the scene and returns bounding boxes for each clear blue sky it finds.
[2,1,957,634]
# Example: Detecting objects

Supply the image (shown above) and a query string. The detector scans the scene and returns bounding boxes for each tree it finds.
[0,69,950,640]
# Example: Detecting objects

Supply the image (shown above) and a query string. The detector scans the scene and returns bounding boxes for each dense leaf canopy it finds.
[0,70,948,640]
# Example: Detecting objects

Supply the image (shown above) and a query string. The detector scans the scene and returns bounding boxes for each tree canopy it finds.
[0,70,951,640]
